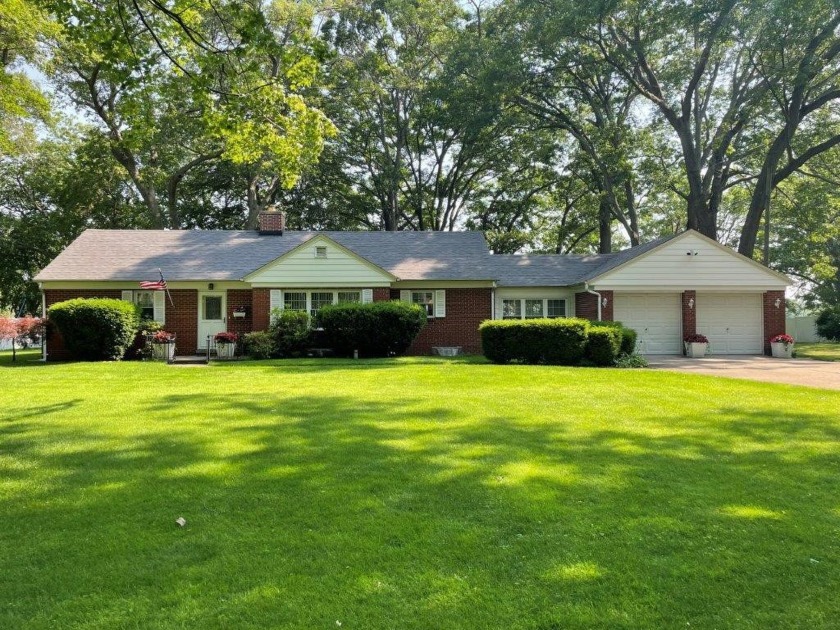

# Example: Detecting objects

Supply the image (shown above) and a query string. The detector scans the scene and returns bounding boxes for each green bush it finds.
[816,306,840,342]
[590,320,637,356]
[269,309,311,357]
[319,301,426,357]
[614,353,649,368]
[48,298,139,360]
[479,318,590,365]
[585,326,623,366]
[243,331,275,359]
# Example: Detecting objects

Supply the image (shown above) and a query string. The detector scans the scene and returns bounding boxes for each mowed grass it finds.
[796,342,840,362]
[2,351,840,629]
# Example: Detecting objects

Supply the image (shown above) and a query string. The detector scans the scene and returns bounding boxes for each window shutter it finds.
[269,290,282,321]
[434,290,446,318]
[361,289,373,304]
[121,290,133,302]
[153,291,166,324]
[400,290,411,303]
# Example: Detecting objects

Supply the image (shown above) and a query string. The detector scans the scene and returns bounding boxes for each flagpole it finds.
[159,268,174,307]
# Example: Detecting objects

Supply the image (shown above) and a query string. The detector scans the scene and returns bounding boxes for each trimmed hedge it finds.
[586,326,623,366]
[319,301,426,357]
[243,331,275,359]
[48,298,139,360]
[480,318,638,366]
[479,318,590,365]
[590,320,637,356]
[269,309,311,356]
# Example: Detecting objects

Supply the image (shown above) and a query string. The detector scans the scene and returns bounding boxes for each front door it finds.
[198,292,226,350]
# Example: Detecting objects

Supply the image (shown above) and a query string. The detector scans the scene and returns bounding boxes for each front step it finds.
[171,355,209,365]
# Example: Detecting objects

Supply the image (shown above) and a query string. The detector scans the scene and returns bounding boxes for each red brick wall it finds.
[682,291,697,350]
[763,290,786,355]
[373,288,390,302]
[574,290,613,321]
[44,289,123,360]
[387,288,491,355]
[252,289,271,331]
[165,290,198,355]
[227,289,253,339]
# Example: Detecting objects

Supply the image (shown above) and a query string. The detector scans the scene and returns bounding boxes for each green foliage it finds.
[243,331,276,359]
[585,326,623,367]
[590,320,638,356]
[479,318,590,365]
[614,353,649,368]
[47,298,139,360]
[269,309,311,357]
[816,306,840,342]
[318,301,426,358]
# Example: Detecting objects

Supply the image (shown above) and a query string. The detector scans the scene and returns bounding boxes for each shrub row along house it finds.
[35,211,790,360]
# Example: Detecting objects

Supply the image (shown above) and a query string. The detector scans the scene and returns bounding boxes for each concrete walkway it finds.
[648,355,840,390]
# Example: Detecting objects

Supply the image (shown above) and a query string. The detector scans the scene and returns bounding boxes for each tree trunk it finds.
[598,196,612,254]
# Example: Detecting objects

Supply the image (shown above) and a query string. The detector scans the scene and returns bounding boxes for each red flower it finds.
[152,330,175,343]
[214,331,238,344]
[771,334,795,345]
[684,334,709,343]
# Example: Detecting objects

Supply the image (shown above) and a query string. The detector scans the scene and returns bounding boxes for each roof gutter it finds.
[584,282,602,321]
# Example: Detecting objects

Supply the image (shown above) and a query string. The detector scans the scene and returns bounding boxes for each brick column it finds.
[252,289,271,332]
[575,290,613,321]
[227,290,253,338]
[763,291,786,355]
[165,290,198,355]
[373,288,391,302]
[682,291,697,353]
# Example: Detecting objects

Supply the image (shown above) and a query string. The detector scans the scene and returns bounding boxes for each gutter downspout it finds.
[584,282,602,321]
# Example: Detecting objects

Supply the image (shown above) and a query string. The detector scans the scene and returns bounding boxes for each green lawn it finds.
[796,342,840,362]
[2,351,840,629]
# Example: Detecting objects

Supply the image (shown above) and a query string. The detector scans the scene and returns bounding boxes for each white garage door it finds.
[613,293,682,354]
[696,293,763,354]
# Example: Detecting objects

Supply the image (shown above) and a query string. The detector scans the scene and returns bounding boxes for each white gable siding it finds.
[247,238,392,287]
[593,233,789,290]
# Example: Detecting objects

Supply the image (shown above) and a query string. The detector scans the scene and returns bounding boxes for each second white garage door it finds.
[613,293,682,354]
[696,293,763,354]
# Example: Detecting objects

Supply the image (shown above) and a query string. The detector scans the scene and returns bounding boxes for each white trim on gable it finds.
[589,230,791,290]
[244,234,395,287]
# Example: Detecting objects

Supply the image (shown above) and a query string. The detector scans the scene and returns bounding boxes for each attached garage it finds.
[696,293,763,354]
[613,292,682,354]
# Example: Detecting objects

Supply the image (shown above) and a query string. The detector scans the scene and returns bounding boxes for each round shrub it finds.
[816,306,840,342]
[270,309,311,357]
[585,326,623,366]
[590,320,637,356]
[47,298,139,360]
[479,318,590,365]
[243,331,275,359]
[319,301,426,357]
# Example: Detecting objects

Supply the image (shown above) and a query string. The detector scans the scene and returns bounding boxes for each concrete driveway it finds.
[648,355,840,390]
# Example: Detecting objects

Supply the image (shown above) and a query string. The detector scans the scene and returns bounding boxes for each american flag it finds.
[140,270,167,291]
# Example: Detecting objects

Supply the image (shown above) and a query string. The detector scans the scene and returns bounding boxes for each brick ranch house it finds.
[35,212,791,360]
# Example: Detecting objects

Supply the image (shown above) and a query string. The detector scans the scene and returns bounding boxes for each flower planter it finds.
[685,342,708,358]
[216,342,235,359]
[152,342,175,362]
[771,341,794,359]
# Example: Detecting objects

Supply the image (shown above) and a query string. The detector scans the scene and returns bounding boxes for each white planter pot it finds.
[153,342,175,361]
[685,342,708,358]
[216,343,235,359]
[771,342,794,359]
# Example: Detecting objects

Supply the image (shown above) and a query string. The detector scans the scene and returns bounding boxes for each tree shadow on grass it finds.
[1,393,839,629]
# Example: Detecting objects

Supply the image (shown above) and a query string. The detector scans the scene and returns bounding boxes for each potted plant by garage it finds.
[684,333,710,358]
[770,333,795,358]
[151,330,176,361]
[214,331,238,359]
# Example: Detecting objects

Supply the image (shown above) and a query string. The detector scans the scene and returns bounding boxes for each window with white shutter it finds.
[434,290,446,318]
[361,289,373,304]
[153,291,166,324]
[269,289,282,322]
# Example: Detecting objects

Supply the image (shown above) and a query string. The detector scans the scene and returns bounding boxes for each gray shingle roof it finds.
[489,234,678,286]
[34,229,497,282]
[35,228,678,286]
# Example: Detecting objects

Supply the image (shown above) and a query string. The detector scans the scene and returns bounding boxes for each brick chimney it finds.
[257,208,285,235]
